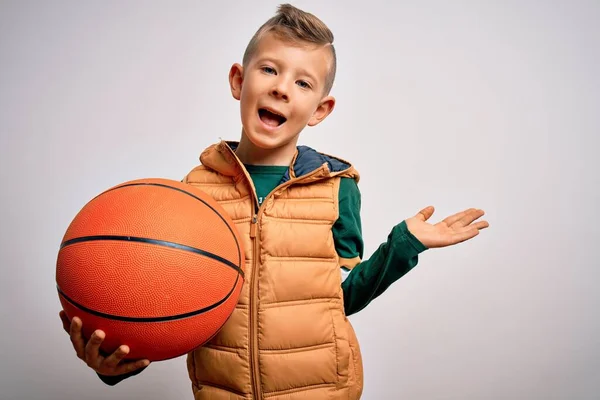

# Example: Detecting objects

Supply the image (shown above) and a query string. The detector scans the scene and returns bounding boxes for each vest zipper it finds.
[249,210,261,399]
[247,165,329,399]
[220,142,263,399]
[220,143,332,399]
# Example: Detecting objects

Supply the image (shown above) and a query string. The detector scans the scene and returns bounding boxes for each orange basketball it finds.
[56,178,244,361]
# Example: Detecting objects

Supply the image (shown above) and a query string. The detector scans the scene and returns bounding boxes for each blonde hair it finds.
[242,3,337,94]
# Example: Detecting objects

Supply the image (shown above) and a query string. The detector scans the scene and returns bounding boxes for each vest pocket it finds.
[330,308,351,386]
[347,322,364,399]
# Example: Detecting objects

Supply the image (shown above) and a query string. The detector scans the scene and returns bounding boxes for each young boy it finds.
[60,4,488,399]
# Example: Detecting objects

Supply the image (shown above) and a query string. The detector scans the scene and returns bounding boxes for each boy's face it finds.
[229,32,335,157]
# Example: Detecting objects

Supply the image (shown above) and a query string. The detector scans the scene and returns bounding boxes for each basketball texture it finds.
[56,178,244,361]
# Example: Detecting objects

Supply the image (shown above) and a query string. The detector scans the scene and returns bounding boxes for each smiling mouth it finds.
[258,108,287,127]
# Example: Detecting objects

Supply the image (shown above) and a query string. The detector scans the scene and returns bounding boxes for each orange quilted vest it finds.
[183,141,363,400]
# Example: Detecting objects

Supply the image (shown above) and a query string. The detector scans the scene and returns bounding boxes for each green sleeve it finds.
[342,221,427,316]
[97,366,147,386]
[333,178,364,263]
[335,178,428,316]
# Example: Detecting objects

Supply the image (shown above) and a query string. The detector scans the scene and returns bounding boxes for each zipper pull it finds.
[250,214,257,238]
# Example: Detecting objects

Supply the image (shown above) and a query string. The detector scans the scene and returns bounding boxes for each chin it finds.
[242,121,290,147]
[246,129,289,150]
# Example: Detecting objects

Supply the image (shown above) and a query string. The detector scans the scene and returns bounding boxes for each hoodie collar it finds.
[200,140,357,185]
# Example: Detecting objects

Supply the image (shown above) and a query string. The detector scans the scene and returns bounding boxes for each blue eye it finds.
[262,66,276,74]
[296,80,310,89]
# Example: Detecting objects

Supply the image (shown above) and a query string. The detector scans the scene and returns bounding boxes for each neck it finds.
[235,129,297,166]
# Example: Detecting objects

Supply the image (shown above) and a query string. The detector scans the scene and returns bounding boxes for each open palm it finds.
[405,206,489,249]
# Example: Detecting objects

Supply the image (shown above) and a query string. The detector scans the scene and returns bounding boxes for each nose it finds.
[270,78,290,101]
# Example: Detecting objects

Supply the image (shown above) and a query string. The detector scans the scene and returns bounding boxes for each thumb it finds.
[415,206,435,221]
[59,310,70,333]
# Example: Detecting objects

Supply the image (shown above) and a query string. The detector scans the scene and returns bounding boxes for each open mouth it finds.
[258,108,287,127]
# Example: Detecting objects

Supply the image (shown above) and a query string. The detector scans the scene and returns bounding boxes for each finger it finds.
[85,330,105,367]
[453,220,490,239]
[451,208,484,228]
[441,208,474,226]
[473,220,489,230]
[59,311,70,333]
[103,345,130,369]
[416,206,435,221]
[69,317,86,359]
[115,359,151,375]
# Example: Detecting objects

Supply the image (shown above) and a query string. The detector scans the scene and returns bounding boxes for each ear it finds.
[307,95,336,127]
[229,63,244,100]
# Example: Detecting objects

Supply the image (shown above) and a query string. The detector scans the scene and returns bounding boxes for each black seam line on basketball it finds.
[60,235,244,278]
[56,273,240,323]
[91,182,242,269]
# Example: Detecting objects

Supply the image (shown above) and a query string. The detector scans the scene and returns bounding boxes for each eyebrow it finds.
[255,56,320,86]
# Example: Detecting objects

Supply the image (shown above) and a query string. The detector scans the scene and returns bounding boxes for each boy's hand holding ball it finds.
[59,311,150,376]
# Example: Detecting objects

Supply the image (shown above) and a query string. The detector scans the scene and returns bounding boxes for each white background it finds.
[1,1,599,399]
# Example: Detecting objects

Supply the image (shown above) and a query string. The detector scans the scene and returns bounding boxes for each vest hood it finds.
[200,141,360,185]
